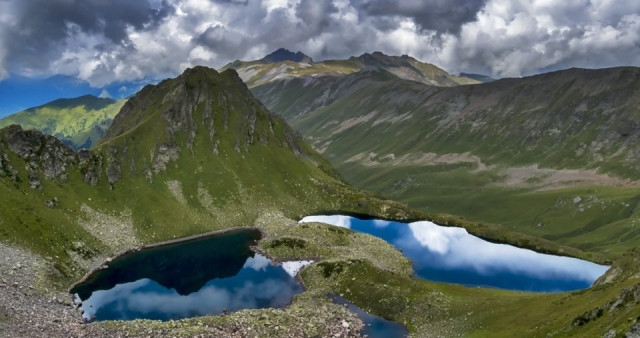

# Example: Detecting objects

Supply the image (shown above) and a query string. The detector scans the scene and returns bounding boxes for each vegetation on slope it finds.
[0,95,125,149]
[251,66,640,259]
[0,66,420,289]
[2,64,639,337]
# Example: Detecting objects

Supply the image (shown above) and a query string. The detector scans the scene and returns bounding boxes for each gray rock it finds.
[604,329,616,338]
[151,143,179,173]
[106,146,121,187]
[44,199,58,208]
[80,153,102,187]
[627,323,640,338]
[1,125,77,186]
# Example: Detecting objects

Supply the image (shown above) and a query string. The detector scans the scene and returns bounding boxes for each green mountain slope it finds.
[3,65,640,337]
[222,50,479,88]
[0,65,428,336]
[0,66,417,286]
[0,95,126,149]
[251,66,640,257]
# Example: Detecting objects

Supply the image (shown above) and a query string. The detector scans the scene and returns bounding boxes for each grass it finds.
[3,65,640,337]
[259,215,640,337]
[339,161,640,260]
[0,95,125,149]
[0,66,426,289]
[248,67,640,262]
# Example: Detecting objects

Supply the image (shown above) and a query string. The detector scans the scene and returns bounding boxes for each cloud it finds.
[1,0,640,86]
[242,254,271,271]
[299,215,353,228]
[440,0,640,76]
[80,254,303,320]
[352,0,487,34]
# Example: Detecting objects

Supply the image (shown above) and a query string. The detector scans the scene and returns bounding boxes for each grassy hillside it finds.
[0,95,126,149]
[251,66,640,258]
[0,67,421,289]
[3,65,640,337]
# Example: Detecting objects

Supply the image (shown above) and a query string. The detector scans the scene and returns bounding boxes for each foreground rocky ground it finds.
[0,241,363,337]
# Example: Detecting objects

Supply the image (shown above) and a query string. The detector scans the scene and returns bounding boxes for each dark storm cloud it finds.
[296,0,339,33]
[352,0,488,33]
[3,0,172,73]
[1,0,640,86]
[197,25,252,61]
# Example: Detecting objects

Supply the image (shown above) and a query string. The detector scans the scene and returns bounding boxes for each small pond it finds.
[328,294,409,338]
[300,215,609,292]
[71,229,307,321]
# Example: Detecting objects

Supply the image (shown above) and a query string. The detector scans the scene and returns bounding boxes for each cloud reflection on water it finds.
[80,254,302,321]
[299,215,609,292]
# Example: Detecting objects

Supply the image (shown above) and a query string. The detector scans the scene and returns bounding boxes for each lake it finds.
[300,215,609,292]
[328,294,409,338]
[70,229,306,321]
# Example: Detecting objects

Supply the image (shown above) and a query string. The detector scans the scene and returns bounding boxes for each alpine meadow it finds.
[2,1,640,337]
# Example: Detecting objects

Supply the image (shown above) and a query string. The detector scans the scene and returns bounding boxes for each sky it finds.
[1,0,640,115]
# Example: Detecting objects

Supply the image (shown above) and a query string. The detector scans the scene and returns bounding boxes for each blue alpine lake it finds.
[71,229,306,321]
[300,215,609,292]
[328,294,409,338]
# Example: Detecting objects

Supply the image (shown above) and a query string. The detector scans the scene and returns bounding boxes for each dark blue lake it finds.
[328,294,409,338]
[300,216,609,292]
[70,229,305,321]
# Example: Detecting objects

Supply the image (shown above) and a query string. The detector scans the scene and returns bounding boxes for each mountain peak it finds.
[355,51,416,66]
[98,64,312,181]
[32,94,116,111]
[260,48,313,63]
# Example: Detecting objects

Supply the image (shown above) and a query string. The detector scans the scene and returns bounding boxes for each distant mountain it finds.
[222,50,479,87]
[260,48,313,63]
[460,72,496,83]
[351,52,479,86]
[0,95,125,149]
[251,66,640,257]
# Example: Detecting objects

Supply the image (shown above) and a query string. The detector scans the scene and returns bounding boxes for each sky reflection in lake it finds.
[300,215,609,292]
[72,230,306,321]
[79,254,304,321]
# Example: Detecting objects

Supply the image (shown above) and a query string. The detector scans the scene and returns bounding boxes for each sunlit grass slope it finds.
[0,95,125,149]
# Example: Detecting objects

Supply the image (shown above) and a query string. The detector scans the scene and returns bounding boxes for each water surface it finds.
[300,215,609,292]
[71,229,305,321]
[328,294,409,338]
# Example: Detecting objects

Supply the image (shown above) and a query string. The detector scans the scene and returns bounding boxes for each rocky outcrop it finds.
[0,125,77,188]
[151,143,179,173]
[0,150,18,181]
[572,283,640,327]
[260,48,313,63]
[106,147,121,187]
[78,149,102,187]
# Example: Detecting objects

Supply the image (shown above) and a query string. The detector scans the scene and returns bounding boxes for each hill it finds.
[0,95,126,149]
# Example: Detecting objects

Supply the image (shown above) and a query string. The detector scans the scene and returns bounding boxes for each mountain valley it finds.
[1,55,640,337]
[233,54,640,258]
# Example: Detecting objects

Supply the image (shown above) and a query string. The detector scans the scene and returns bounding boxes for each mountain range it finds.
[2,51,640,336]
[222,48,479,88]
[232,55,640,258]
